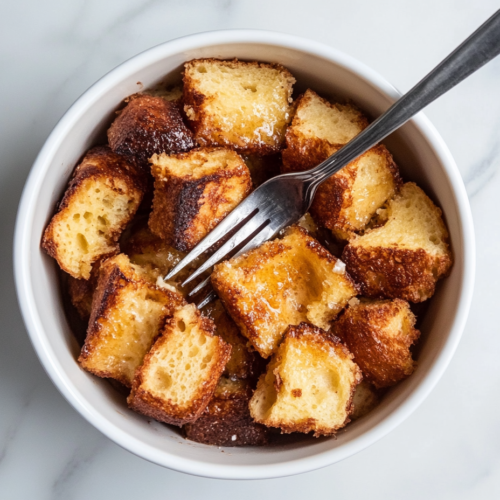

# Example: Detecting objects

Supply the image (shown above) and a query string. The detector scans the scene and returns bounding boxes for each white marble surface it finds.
[1,0,500,497]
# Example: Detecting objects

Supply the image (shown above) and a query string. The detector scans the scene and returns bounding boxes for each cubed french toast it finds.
[183,59,295,154]
[141,85,183,105]
[350,380,380,420]
[211,225,358,358]
[67,271,98,321]
[202,300,265,380]
[183,377,269,446]
[149,147,252,251]
[342,182,453,302]
[107,94,194,169]
[249,323,362,436]
[78,254,185,387]
[333,298,420,388]
[42,146,146,280]
[281,90,401,239]
[127,304,232,426]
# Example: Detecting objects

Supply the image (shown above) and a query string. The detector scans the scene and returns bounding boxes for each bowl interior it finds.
[17,33,471,479]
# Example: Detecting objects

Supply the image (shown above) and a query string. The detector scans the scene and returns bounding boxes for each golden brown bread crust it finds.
[283,142,402,237]
[183,379,269,446]
[333,299,420,388]
[149,147,252,252]
[78,255,185,386]
[42,146,146,279]
[202,300,266,380]
[183,58,294,155]
[107,94,194,168]
[127,315,232,426]
[342,245,452,302]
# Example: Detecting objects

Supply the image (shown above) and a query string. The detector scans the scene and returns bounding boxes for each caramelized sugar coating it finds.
[107,94,194,168]
[249,323,362,436]
[128,304,231,426]
[212,226,357,358]
[202,300,265,380]
[342,183,453,302]
[183,377,270,446]
[183,59,295,154]
[149,147,252,251]
[79,254,185,387]
[42,146,146,280]
[282,89,401,239]
[333,298,420,388]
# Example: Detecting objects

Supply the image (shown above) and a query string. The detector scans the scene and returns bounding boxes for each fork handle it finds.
[308,9,500,187]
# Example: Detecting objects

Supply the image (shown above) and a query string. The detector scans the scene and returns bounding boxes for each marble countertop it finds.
[1,0,499,498]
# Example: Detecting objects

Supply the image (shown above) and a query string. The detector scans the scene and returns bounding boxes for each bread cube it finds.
[142,85,183,105]
[202,300,265,380]
[249,323,362,436]
[149,147,252,251]
[42,147,145,280]
[183,377,269,446]
[127,304,232,426]
[107,94,194,169]
[183,59,295,154]
[350,380,380,420]
[282,90,401,239]
[78,254,185,387]
[333,298,420,388]
[211,226,357,358]
[342,183,453,302]
[67,271,97,321]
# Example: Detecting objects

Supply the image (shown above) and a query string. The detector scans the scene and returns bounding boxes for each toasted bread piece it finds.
[127,304,231,426]
[108,94,194,169]
[149,147,252,251]
[350,380,380,420]
[183,59,295,154]
[141,85,183,104]
[183,377,269,446]
[67,271,98,321]
[212,226,357,358]
[249,323,362,436]
[282,90,401,239]
[42,146,145,280]
[333,298,420,388]
[342,183,453,302]
[78,254,185,387]
[202,300,265,380]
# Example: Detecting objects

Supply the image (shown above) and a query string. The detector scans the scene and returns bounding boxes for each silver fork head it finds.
[165,170,316,287]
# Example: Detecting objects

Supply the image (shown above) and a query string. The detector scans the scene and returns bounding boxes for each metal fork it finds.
[166,9,500,307]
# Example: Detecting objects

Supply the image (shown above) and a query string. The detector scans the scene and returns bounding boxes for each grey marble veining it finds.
[1,0,500,498]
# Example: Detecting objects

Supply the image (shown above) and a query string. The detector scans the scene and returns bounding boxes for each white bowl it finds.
[14,30,475,479]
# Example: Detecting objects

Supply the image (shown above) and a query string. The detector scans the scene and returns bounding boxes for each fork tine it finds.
[164,199,259,281]
[188,276,211,297]
[195,288,217,309]
[182,211,271,286]
[188,222,277,300]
